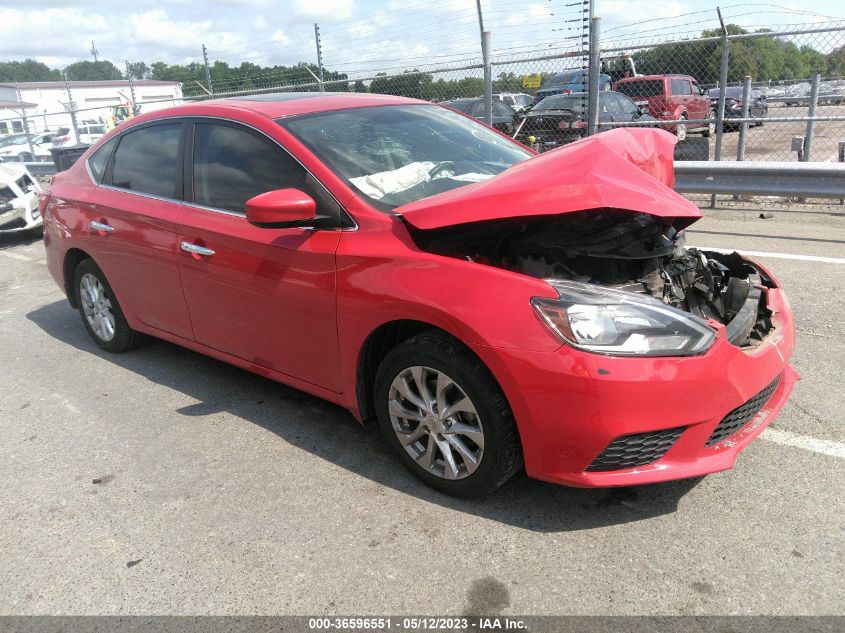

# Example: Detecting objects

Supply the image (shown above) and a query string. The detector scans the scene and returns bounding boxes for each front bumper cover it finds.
[472,274,796,488]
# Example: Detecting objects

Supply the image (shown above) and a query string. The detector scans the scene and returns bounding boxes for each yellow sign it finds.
[522,74,542,89]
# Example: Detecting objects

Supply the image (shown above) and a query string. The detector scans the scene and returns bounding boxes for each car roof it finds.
[196,91,427,118]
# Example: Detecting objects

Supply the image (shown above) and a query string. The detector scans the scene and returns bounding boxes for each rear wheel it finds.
[374,332,521,497]
[74,258,144,353]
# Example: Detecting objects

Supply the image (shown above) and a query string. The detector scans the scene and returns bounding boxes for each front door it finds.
[176,120,343,392]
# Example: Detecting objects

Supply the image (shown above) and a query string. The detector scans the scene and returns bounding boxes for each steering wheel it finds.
[429,161,457,179]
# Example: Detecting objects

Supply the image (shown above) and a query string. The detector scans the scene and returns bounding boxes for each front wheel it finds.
[675,114,688,142]
[374,332,522,497]
[74,258,144,353]
[17,151,32,162]
[702,110,716,137]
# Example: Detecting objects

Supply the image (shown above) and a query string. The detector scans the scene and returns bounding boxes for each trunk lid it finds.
[396,128,702,231]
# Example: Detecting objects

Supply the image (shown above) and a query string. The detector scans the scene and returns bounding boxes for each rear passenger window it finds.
[671,79,692,95]
[111,124,182,198]
[192,123,307,214]
[87,136,118,184]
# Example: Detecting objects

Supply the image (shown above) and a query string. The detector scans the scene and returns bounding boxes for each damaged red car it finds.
[42,93,797,497]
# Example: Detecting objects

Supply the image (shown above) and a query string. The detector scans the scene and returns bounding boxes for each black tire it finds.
[18,152,32,162]
[675,114,688,142]
[73,258,144,353]
[374,331,522,497]
[702,110,716,137]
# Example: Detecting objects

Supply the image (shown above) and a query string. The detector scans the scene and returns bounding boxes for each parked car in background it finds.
[614,74,714,140]
[41,93,796,497]
[535,69,612,102]
[707,87,767,125]
[51,123,107,149]
[494,92,534,112]
[515,91,656,150]
[442,98,516,134]
[0,131,55,162]
[0,162,43,233]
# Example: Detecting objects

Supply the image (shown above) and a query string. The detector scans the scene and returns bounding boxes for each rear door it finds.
[176,120,343,392]
[82,121,194,338]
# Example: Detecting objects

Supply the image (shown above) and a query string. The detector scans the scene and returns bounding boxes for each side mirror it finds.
[245,188,317,228]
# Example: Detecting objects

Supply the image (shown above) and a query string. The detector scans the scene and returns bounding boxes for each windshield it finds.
[709,87,744,98]
[0,134,27,147]
[544,71,586,87]
[533,95,585,112]
[280,105,531,209]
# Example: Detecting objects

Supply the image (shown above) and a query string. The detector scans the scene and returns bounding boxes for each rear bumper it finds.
[472,283,796,488]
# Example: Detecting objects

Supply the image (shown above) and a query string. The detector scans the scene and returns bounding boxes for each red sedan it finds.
[41,93,796,497]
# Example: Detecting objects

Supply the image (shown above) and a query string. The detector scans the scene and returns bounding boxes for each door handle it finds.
[180,241,215,257]
[90,220,114,234]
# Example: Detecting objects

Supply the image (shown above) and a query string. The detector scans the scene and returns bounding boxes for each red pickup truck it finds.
[613,74,715,140]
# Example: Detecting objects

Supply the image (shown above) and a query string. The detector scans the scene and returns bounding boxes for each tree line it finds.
[2,25,844,96]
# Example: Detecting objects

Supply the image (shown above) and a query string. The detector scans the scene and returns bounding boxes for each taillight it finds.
[558,120,569,130]
[54,135,70,143]
[561,89,573,94]
[571,120,587,129]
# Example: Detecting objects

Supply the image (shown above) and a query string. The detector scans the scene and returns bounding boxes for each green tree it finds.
[0,59,60,82]
[65,60,123,81]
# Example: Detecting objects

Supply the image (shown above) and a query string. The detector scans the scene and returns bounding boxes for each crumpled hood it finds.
[396,128,702,230]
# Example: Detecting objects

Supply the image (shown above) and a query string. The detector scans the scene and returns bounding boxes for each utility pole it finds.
[62,70,80,143]
[313,24,325,91]
[712,6,730,207]
[202,44,214,95]
[587,16,601,136]
[90,41,99,62]
[482,30,492,126]
[15,84,35,159]
[475,0,485,37]
[125,61,139,115]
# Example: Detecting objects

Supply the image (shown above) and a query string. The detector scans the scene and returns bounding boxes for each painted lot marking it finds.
[0,250,33,262]
[696,246,845,265]
[762,428,845,459]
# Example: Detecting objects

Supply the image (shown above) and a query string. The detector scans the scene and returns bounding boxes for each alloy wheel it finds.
[387,365,485,480]
[79,273,116,342]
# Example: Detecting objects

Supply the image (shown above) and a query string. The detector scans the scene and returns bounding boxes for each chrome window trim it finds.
[86,114,358,231]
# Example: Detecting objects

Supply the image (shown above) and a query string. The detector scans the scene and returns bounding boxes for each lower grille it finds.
[586,426,685,472]
[706,374,781,446]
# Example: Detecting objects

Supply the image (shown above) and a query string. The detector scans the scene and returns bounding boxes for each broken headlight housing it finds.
[532,280,716,356]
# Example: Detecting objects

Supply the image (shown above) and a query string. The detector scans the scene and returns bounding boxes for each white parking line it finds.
[762,428,845,459]
[0,251,33,262]
[696,246,845,265]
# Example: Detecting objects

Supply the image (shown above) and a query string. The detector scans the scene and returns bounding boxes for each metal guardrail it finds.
[674,161,845,198]
[12,157,845,201]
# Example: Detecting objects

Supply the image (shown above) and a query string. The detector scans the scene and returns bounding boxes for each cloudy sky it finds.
[1,0,843,76]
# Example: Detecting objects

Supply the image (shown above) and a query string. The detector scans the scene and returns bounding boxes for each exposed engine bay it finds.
[409,210,775,348]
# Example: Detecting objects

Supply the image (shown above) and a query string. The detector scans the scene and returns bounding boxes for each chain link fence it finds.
[3,4,845,207]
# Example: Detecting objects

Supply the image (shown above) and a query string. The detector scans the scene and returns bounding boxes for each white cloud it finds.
[293,0,354,20]
[271,30,291,45]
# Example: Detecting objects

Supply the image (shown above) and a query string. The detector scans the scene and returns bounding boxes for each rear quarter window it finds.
[615,80,664,98]
[87,136,118,184]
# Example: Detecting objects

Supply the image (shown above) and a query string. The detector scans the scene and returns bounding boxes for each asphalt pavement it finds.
[0,205,843,616]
